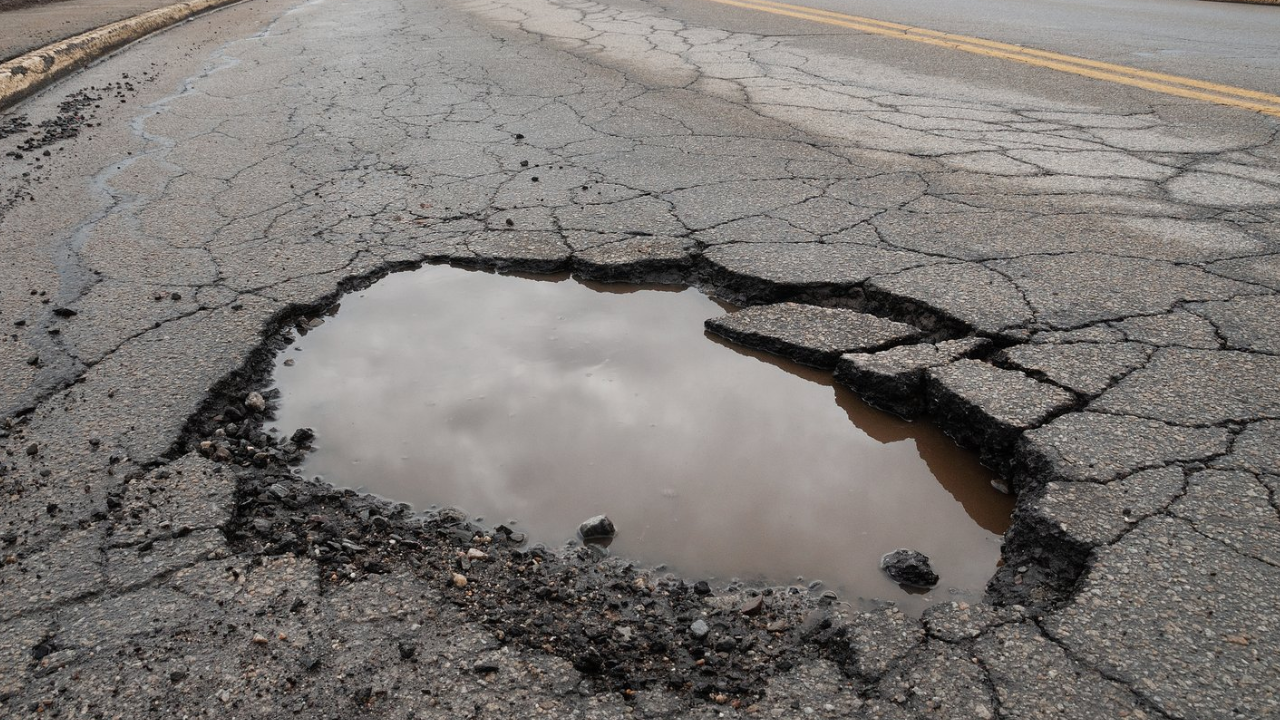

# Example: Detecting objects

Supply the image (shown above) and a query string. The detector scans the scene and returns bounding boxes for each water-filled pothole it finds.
[271,264,1013,611]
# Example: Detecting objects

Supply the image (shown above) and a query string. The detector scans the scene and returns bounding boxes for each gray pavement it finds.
[731,0,1280,92]
[0,0,1278,716]
[0,0,193,61]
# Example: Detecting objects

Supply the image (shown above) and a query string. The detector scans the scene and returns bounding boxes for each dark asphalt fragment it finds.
[880,549,939,588]
[577,514,616,543]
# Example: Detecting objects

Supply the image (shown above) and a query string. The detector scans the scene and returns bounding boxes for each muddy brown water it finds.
[271,264,1013,612]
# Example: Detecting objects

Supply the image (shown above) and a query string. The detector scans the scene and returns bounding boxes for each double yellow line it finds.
[700,0,1280,118]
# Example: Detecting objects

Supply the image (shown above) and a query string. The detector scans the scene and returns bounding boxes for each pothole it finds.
[269,263,1013,612]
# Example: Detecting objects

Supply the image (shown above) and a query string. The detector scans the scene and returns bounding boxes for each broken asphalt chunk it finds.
[835,337,990,418]
[705,302,923,369]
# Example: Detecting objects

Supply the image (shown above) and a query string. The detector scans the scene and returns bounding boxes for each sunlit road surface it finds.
[675,0,1280,93]
[690,0,1280,115]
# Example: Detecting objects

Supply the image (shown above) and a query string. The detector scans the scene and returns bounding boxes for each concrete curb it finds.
[0,0,245,111]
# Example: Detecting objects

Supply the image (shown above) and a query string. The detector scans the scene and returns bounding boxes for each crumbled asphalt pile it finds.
[226,467,867,705]
[0,116,30,141]
[13,75,153,153]
[1,73,155,218]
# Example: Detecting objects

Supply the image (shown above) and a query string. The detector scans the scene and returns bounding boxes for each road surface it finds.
[0,0,1277,716]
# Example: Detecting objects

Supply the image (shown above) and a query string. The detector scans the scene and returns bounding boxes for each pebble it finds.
[689,619,710,640]
[24,443,38,456]
[466,548,488,561]
[245,392,267,412]
[451,572,468,588]
[740,595,765,616]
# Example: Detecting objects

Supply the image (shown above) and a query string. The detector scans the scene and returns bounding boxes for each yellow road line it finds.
[699,0,1280,117]
[746,0,1280,104]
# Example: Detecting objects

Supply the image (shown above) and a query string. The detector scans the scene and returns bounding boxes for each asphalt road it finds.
[740,0,1280,91]
[0,0,1277,716]
[0,0,196,61]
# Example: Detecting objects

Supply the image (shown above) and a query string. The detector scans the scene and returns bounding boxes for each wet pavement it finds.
[0,0,1278,716]
[271,264,1012,611]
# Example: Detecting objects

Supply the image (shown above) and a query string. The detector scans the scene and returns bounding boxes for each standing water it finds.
[271,264,1013,611]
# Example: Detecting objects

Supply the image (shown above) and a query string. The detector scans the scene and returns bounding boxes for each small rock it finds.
[169,670,188,683]
[398,643,416,660]
[290,428,315,446]
[451,572,468,588]
[51,307,77,318]
[578,515,616,543]
[466,548,488,561]
[880,548,939,588]
[693,580,711,596]
[251,633,269,644]
[24,443,38,456]
[739,595,765,616]
[245,392,266,413]
[689,619,710,640]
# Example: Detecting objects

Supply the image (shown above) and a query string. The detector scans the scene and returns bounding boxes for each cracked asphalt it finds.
[1,0,1278,716]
